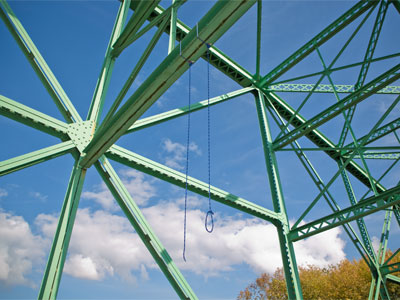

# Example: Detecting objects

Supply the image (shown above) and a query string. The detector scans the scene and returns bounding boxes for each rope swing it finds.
[181,33,214,262]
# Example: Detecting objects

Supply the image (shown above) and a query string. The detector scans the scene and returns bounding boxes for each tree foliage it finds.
[238,251,400,300]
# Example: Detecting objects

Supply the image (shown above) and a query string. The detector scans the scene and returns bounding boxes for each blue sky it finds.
[1,0,399,299]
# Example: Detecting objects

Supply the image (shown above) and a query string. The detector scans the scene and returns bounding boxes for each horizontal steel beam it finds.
[106,145,281,224]
[0,141,76,176]
[349,152,400,160]
[273,63,400,149]
[289,185,400,242]
[80,0,256,168]
[266,83,400,94]
[125,87,254,133]
[0,94,69,139]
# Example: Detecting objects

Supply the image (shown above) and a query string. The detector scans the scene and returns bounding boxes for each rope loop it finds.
[205,210,214,233]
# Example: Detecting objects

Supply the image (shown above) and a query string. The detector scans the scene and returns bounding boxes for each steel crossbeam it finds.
[289,185,400,242]
[0,141,76,176]
[266,83,400,94]
[0,94,69,139]
[125,87,254,134]
[106,145,281,224]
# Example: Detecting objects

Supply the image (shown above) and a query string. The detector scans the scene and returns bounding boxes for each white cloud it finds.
[0,200,347,287]
[30,191,48,202]
[0,210,47,287]
[0,188,7,198]
[36,208,155,282]
[82,169,156,211]
[162,138,201,170]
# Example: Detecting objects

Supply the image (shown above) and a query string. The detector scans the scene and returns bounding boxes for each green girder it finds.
[0,141,76,176]
[289,185,400,242]
[266,83,400,94]
[0,94,69,139]
[106,145,281,224]
[38,162,86,299]
[125,87,254,134]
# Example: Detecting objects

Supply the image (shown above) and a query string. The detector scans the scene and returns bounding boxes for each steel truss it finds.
[0,0,399,299]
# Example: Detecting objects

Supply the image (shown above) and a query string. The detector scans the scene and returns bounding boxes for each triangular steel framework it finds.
[1,0,400,299]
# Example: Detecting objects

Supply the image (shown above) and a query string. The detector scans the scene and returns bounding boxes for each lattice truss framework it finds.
[1,0,400,299]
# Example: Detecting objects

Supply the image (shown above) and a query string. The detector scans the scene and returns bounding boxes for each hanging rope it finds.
[205,47,214,233]
[183,61,192,262]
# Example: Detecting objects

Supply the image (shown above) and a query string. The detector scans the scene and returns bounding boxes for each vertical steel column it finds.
[254,91,303,299]
[168,0,177,54]
[38,161,86,299]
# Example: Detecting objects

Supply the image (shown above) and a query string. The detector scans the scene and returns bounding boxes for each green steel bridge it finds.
[0,0,400,299]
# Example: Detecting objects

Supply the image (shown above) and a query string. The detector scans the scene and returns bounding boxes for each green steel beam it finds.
[143,4,253,87]
[266,83,400,94]
[381,262,400,275]
[273,63,400,150]
[386,274,400,284]
[86,0,131,125]
[255,0,262,79]
[38,161,86,299]
[81,0,257,168]
[0,1,81,123]
[289,185,400,242]
[0,94,69,139]
[95,157,198,300]
[254,91,303,299]
[125,87,253,134]
[338,0,389,147]
[106,145,281,224]
[384,248,400,265]
[349,152,400,160]
[102,12,171,126]
[112,0,161,57]
[259,0,376,86]
[0,141,76,177]
[344,118,400,151]
[168,0,178,54]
